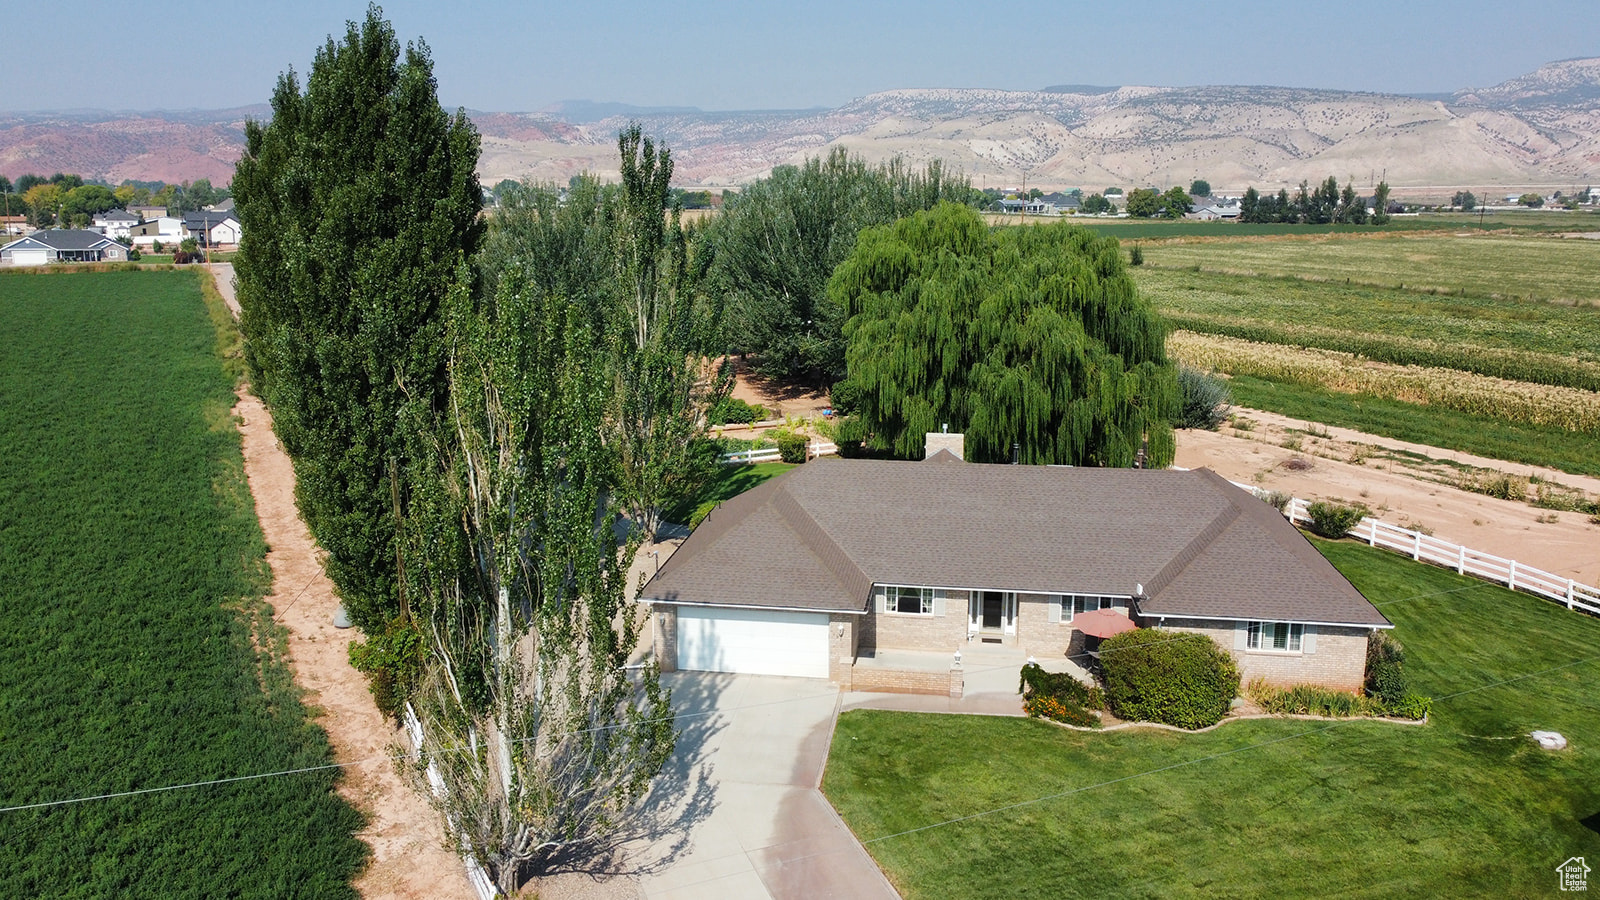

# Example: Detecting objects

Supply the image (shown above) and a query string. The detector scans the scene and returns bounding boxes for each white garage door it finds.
[11,249,49,267]
[677,606,830,679]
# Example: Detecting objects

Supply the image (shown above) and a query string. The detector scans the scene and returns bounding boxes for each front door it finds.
[982,592,1003,629]
[969,591,1018,637]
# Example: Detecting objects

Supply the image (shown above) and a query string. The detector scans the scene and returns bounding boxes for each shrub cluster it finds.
[1173,365,1233,430]
[1364,630,1408,704]
[707,397,767,426]
[1454,468,1528,502]
[348,618,428,722]
[1099,629,1239,729]
[774,430,809,463]
[1306,499,1368,538]
[1019,662,1102,727]
[1246,679,1429,720]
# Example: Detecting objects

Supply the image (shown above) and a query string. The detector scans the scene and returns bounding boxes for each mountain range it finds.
[3,58,1598,193]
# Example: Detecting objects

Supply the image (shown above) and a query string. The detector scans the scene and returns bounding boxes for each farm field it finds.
[1137,267,1600,390]
[0,271,366,896]
[1140,232,1600,305]
[824,539,1600,899]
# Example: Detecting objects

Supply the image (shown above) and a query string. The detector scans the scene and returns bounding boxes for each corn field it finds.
[1169,331,1600,433]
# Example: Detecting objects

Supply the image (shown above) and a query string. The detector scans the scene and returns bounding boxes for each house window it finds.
[890,586,934,615]
[1247,621,1303,652]
[1060,594,1117,622]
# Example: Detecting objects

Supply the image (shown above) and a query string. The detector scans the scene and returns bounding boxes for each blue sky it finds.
[12,0,1597,112]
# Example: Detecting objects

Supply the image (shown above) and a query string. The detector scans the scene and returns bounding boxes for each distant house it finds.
[1041,191,1081,212]
[128,205,167,222]
[204,197,235,213]
[1189,204,1240,221]
[1,230,132,265]
[998,198,1058,216]
[130,217,187,248]
[93,209,141,240]
[0,215,28,236]
[182,211,241,247]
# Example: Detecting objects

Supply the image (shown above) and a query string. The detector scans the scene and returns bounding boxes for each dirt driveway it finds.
[1176,408,1600,586]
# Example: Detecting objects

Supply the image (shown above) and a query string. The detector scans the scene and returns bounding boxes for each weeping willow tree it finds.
[831,202,1178,466]
[402,267,675,892]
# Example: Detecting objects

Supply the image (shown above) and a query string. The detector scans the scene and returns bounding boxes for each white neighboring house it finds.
[1,230,133,266]
[130,217,187,249]
[93,209,141,240]
[183,211,241,247]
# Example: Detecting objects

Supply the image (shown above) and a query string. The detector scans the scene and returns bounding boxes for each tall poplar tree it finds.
[231,4,483,632]
[832,203,1177,466]
[404,267,674,892]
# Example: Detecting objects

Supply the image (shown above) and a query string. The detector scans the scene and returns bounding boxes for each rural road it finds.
[208,262,239,317]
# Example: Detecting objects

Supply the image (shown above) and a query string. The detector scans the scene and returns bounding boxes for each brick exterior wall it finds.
[867,587,970,651]
[654,605,677,673]
[1159,617,1371,692]
[829,613,859,688]
[851,666,963,697]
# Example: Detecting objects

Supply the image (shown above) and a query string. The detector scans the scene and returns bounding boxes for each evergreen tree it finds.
[231,4,483,632]
[1239,187,1260,223]
[832,203,1177,466]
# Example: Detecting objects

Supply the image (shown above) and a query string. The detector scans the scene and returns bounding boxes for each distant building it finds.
[998,198,1057,215]
[130,217,186,249]
[1,229,133,265]
[128,205,167,222]
[183,211,242,247]
[93,209,141,240]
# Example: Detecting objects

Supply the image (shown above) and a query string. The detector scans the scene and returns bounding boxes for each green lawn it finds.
[0,271,367,896]
[1141,232,1600,306]
[824,539,1600,898]
[664,460,794,524]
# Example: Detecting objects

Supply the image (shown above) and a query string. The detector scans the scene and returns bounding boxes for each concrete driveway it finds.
[633,673,900,900]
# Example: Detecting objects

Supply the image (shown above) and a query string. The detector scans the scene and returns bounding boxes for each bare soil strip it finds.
[1177,408,1600,586]
[216,263,471,898]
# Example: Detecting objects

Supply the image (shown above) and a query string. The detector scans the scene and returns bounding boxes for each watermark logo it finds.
[1558,857,1591,892]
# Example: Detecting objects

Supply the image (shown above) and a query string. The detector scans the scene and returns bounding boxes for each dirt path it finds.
[219,269,472,898]
[1177,407,1600,585]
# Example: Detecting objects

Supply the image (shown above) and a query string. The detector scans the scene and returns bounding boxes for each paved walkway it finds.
[629,674,900,900]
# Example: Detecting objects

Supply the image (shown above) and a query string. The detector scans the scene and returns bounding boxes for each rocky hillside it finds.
[4,60,1597,192]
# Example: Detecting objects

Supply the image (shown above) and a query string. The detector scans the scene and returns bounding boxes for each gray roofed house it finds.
[1,229,132,265]
[645,442,1389,691]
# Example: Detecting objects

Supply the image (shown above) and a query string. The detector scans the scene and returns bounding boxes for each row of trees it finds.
[234,8,714,889]
[1238,177,1390,225]
[1124,186,1193,218]
[0,173,228,227]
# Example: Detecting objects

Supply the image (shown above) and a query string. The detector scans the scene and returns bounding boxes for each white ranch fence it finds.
[404,703,500,899]
[1236,484,1600,617]
[720,440,838,465]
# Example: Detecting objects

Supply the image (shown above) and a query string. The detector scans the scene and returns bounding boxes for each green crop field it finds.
[0,270,366,896]
[1138,267,1600,391]
[1141,233,1600,305]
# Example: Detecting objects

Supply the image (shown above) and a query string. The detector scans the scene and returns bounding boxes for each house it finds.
[130,217,186,249]
[204,197,235,213]
[128,205,167,222]
[182,211,241,247]
[997,198,1058,215]
[93,209,141,240]
[0,215,28,236]
[1,229,132,265]
[642,437,1391,693]
[1189,204,1240,221]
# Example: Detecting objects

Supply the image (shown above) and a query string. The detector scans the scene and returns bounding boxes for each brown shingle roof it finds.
[643,458,1388,627]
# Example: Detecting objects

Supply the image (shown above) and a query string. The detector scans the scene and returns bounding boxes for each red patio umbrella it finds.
[1074,607,1138,639]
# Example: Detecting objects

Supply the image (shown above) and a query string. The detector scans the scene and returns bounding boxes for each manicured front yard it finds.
[823,539,1600,897]
[663,460,794,525]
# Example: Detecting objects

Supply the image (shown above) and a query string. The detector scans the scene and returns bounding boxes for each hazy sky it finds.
[12,0,1597,112]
